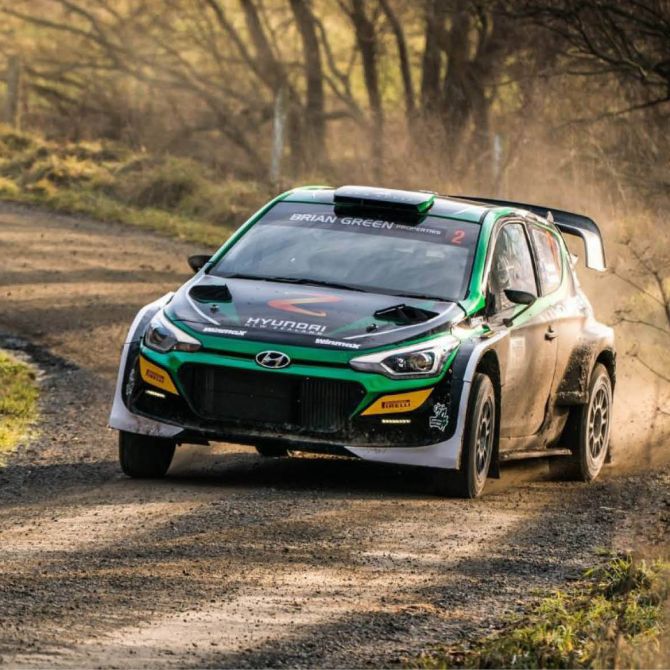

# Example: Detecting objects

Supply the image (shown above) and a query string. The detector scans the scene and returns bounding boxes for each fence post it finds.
[2,55,22,129]
[269,84,287,184]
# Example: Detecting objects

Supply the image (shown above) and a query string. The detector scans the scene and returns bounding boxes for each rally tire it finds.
[566,363,612,481]
[119,430,176,478]
[436,373,496,498]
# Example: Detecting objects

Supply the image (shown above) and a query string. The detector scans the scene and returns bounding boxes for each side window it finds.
[489,223,537,312]
[530,226,563,294]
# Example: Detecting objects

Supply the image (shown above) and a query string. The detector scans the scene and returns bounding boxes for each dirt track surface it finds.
[0,203,667,668]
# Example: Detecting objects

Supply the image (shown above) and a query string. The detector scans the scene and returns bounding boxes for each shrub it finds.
[115,156,203,209]
[0,176,20,196]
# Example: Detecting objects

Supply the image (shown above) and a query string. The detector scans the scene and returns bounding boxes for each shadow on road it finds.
[168,444,575,499]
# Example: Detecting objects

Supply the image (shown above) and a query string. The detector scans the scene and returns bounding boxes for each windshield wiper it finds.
[389,291,453,302]
[221,273,369,293]
[277,277,370,292]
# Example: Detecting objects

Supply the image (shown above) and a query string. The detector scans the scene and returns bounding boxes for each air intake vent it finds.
[334,185,435,214]
[178,365,365,434]
[189,284,232,303]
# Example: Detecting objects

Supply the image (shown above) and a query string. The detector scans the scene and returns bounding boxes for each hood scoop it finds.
[374,303,438,325]
[189,283,232,303]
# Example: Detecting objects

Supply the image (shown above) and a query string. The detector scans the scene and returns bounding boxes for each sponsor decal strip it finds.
[429,402,449,431]
[139,356,179,395]
[288,213,443,237]
[361,388,433,416]
[202,327,247,337]
[314,337,361,350]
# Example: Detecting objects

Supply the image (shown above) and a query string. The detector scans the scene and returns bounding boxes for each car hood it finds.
[165,274,463,351]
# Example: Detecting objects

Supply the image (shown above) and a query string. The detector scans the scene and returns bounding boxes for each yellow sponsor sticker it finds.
[361,388,433,416]
[139,356,179,395]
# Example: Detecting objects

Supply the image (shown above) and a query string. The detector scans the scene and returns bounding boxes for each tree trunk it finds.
[350,0,383,178]
[289,0,326,170]
[380,0,414,124]
[3,55,22,129]
[441,3,471,146]
[420,0,444,116]
[270,84,288,183]
[239,0,283,88]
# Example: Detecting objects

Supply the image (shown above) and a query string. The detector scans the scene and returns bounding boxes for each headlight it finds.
[144,311,201,353]
[350,335,459,379]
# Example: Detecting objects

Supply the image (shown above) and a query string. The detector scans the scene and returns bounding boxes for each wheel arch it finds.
[108,292,182,438]
[474,350,502,478]
[595,347,616,390]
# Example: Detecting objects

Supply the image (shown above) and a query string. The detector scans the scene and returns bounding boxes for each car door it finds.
[528,222,590,403]
[487,221,558,439]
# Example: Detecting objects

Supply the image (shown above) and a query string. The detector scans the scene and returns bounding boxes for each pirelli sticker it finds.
[362,388,433,416]
[139,356,179,395]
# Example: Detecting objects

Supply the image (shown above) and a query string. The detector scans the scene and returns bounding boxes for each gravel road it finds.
[0,203,667,668]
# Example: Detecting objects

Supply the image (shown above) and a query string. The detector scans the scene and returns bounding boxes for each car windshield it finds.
[210,202,480,301]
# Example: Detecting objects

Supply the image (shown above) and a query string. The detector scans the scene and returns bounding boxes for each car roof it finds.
[282,186,493,224]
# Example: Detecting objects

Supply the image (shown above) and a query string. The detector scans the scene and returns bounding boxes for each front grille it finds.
[178,365,365,434]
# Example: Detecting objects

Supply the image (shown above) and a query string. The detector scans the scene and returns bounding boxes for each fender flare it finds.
[108,293,182,438]
[346,330,508,470]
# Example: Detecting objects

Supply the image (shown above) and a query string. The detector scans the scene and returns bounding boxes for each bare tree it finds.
[514,0,670,114]
[289,0,326,169]
[611,240,670,418]
[343,0,384,174]
[379,0,414,124]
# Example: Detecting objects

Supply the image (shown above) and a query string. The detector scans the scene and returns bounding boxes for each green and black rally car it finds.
[110,185,615,497]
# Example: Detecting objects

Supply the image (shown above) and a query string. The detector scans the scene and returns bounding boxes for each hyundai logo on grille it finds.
[255,350,291,369]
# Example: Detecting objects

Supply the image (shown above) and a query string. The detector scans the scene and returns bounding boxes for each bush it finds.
[25,154,112,188]
[0,127,272,246]
[413,553,670,670]
[0,126,36,154]
[0,176,19,196]
[114,156,203,209]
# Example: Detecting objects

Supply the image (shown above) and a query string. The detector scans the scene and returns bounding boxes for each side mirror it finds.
[187,254,211,274]
[504,289,536,306]
[503,289,537,327]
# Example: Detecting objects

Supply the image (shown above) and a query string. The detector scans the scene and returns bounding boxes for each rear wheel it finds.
[436,373,496,498]
[566,363,612,481]
[119,430,175,478]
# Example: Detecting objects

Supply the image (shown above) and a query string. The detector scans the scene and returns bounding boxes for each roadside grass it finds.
[412,553,670,669]
[0,125,272,246]
[0,350,39,461]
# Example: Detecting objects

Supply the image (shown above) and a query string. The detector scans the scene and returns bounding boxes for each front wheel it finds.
[119,430,175,478]
[566,363,613,481]
[435,373,496,498]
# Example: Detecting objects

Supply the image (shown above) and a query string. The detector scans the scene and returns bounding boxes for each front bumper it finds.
[119,342,461,450]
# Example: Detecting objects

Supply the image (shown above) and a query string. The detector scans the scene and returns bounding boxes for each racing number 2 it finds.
[451,230,465,245]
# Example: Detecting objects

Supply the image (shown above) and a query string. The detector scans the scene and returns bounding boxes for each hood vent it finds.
[374,303,438,325]
[189,283,232,303]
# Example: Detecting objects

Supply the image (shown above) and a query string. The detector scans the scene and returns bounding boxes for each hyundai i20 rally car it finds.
[110,185,615,497]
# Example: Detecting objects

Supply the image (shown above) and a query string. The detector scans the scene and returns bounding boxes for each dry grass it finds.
[412,553,670,669]
[0,125,271,246]
[0,350,39,460]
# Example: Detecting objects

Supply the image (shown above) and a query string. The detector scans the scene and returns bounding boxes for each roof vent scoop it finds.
[334,185,435,214]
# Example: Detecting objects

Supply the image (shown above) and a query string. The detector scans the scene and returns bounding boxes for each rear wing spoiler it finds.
[451,195,606,271]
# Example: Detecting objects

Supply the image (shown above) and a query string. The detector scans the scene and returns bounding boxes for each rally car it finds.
[109,185,615,497]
